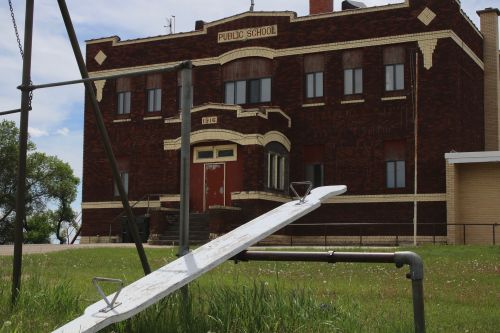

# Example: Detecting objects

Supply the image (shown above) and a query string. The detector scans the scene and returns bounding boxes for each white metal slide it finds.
[53,185,346,333]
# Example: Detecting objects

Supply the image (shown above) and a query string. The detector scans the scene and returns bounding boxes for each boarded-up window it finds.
[116,77,131,92]
[343,50,363,69]
[383,46,405,65]
[304,54,325,73]
[384,46,405,91]
[222,58,272,81]
[304,145,325,188]
[384,141,406,188]
[146,74,162,89]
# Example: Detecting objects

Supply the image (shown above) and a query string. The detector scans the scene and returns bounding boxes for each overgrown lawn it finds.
[0,245,498,332]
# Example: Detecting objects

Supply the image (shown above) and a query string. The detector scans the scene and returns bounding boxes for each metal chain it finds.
[8,0,33,109]
[8,0,24,59]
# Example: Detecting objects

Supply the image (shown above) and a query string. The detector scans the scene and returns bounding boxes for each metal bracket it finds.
[92,277,124,313]
[289,181,312,204]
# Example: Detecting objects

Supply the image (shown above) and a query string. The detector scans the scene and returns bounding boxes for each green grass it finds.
[0,245,499,332]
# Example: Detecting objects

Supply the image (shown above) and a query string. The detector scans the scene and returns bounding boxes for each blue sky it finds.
[0,0,498,213]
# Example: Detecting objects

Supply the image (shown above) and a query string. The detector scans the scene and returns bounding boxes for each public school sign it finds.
[218,25,278,43]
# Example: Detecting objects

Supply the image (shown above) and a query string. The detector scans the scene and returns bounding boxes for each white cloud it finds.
[28,127,48,137]
[56,127,70,136]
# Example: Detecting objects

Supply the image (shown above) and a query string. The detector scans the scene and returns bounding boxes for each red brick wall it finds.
[309,0,333,15]
[81,0,484,237]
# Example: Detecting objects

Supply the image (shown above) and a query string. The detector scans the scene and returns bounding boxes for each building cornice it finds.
[88,30,483,80]
[86,1,410,46]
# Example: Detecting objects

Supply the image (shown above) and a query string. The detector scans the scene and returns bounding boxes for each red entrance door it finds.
[204,163,225,210]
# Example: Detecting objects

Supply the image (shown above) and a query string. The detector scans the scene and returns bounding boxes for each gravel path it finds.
[0,243,166,256]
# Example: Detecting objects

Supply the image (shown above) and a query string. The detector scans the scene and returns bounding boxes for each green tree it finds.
[0,120,80,244]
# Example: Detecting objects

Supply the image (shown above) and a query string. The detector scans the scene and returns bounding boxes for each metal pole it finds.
[234,251,425,333]
[178,63,193,257]
[413,52,419,247]
[11,0,35,305]
[22,64,184,91]
[56,0,151,275]
[0,108,30,116]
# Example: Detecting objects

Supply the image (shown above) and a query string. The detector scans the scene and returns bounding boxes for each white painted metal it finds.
[53,185,346,333]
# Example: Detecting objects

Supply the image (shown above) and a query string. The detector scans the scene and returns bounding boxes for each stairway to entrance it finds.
[148,213,210,246]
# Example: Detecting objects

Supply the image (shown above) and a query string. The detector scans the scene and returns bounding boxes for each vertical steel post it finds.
[11,0,35,305]
[56,0,151,275]
[413,52,419,247]
[178,63,193,257]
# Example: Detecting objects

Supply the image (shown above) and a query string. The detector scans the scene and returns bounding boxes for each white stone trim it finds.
[341,99,365,104]
[113,118,131,123]
[88,30,484,80]
[381,96,407,101]
[445,151,500,164]
[94,50,107,65]
[302,103,326,108]
[164,129,291,152]
[231,191,291,203]
[160,194,181,202]
[143,116,162,121]
[94,80,106,102]
[417,7,436,26]
[191,103,291,128]
[325,193,446,204]
[82,201,161,209]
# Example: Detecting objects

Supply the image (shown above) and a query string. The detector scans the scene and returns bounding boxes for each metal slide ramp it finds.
[53,185,346,333]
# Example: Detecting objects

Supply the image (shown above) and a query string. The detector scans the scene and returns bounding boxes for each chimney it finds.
[477,8,500,151]
[310,0,333,15]
[195,20,205,30]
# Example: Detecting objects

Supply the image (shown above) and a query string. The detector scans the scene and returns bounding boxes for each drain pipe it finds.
[232,251,425,333]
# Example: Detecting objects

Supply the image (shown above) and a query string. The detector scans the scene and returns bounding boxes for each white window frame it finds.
[193,144,237,163]
[385,64,404,91]
[117,91,131,114]
[386,160,405,189]
[344,68,363,95]
[267,152,285,190]
[147,88,162,112]
[306,72,324,98]
[224,77,272,105]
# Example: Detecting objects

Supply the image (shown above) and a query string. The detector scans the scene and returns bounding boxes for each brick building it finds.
[80,0,499,245]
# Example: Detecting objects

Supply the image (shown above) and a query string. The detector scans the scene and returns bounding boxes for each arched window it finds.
[265,142,288,191]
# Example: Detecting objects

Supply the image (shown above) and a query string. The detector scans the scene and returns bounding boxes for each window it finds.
[386,161,405,188]
[344,68,363,95]
[116,77,131,115]
[385,65,404,91]
[306,72,324,98]
[306,164,324,188]
[343,50,363,95]
[117,92,131,114]
[384,46,405,92]
[114,172,129,196]
[147,88,162,112]
[224,78,271,105]
[384,140,405,189]
[304,144,325,188]
[193,145,237,163]
[268,153,285,190]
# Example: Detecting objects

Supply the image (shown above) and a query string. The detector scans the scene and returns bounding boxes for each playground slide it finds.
[53,185,346,333]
